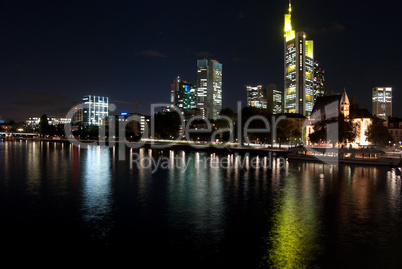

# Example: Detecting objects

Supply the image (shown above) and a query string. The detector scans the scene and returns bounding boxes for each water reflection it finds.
[70,144,81,191]
[26,142,42,194]
[82,145,113,238]
[265,162,321,269]
[167,151,225,248]
[264,161,402,268]
[387,168,401,216]
[2,141,402,267]
[25,142,71,195]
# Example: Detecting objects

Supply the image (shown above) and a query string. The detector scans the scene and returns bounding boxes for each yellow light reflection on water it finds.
[264,174,320,269]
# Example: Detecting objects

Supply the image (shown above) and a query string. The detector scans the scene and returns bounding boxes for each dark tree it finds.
[365,118,393,146]
[154,112,182,139]
[240,107,271,144]
[277,118,303,147]
[308,120,327,144]
[215,107,237,142]
[39,114,56,136]
[338,114,356,144]
[9,121,25,132]
[308,114,355,146]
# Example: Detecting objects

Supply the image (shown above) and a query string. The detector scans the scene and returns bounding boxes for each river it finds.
[0,140,401,268]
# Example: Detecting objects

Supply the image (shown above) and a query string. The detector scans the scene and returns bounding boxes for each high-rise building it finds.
[266,84,284,114]
[313,61,325,98]
[284,1,315,116]
[118,112,149,137]
[171,77,197,114]
[247,85,267,109]
[196,59,223,119]
[372,87,392,120]
[83,95,109,126]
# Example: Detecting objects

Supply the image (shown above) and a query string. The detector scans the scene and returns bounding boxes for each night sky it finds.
[1,0,401,121]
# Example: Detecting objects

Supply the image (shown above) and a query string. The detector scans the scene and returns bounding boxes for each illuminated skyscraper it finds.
[313,61,325,98]
[284,1,314,116]
[171,77,197,113]
[82,95,109,125]
[266,84,284,114]
[196,59,223,119]
[372,87,392,120]
[247,85,267,109]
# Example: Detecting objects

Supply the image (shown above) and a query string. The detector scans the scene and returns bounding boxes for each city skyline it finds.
[1,0,400,121]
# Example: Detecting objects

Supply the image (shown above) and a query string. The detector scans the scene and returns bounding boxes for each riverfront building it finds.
[283,1,315,116]
[196,59,223,119]
[26,116,71,128]
[117,112,149,136]
[83,95,109,126]
[306,89,372,147]
[372,87,392,120]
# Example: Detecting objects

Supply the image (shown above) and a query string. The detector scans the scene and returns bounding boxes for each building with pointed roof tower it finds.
[306,89,373,147]
[340,88,350,119]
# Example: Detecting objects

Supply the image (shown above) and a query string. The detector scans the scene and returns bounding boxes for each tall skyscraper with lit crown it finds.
[284,1,315,116]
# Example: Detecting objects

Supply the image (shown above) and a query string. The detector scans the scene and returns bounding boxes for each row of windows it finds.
[390,130,402,135]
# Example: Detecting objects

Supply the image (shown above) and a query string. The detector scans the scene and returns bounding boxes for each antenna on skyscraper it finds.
[289,0,292,16]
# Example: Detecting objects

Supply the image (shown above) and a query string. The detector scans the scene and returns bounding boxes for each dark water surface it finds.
[1,141,402,268]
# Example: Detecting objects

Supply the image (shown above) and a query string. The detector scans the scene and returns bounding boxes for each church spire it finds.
[340,88,350,119]
[341,88,350,105]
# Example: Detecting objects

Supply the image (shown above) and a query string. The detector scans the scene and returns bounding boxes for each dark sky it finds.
[1,0,401,121]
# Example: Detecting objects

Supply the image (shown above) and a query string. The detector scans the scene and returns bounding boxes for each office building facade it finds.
[266,84,284,114]
[372,87,392,120]
[83,95,109,126]
[284,2,315,116]
[171,77,197,113]
[247,85,267,109]
[118,112,149,137]
[313,61,325,98]
[196,59,223,119]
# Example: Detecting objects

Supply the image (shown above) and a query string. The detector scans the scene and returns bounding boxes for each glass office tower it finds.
[83,95,109,126]
[247,85,267,109]
[171,77,197,112]
[284,2,314,116]
[196,59,222,119]
[372,87,392,120]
